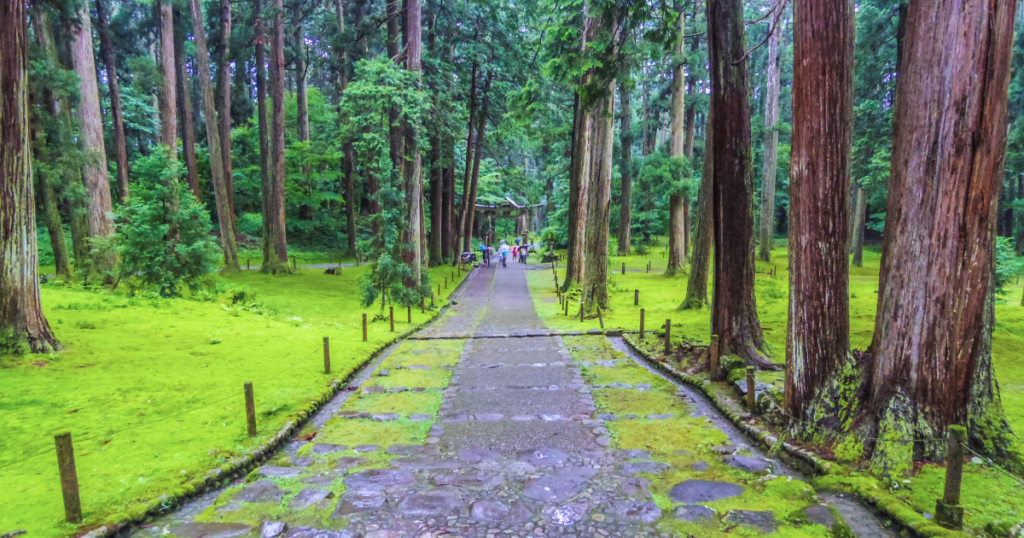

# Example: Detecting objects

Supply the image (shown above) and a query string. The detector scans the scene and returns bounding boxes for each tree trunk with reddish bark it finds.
[851,181,866,266]
[707,0,771,368]
[1,0,59,352]
[617,81,633,256]
[455,62,477,256]
[682,110,713,310]
[263,0,290,273]
[189,0,240,272]
[866,0,1019,477]
[784,0,856,434]
[403,0,424,282]
[583,77,616,312]
[463,73,491,253]
[758,13,782,263]
[157,0,177,151]
[94,0,130,200]
[70,3,116,274]
[216,0,235,227]
[666,12,688,276]
[175,9,200,198]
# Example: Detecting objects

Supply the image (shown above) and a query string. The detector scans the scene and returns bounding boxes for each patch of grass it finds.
[363,368,451,389]
[378,339,464,370]
[315,417,431,448]
[340,390,442,416]
[0,263,466,537]
[592,389,688,417]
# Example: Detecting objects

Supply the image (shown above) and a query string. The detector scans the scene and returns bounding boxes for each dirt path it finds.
[132,262,893,538]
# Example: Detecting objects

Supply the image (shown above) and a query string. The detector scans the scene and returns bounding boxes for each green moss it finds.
[340,390,442,416]
[362,368,451,389]
[833,435,864,464]
[316,417,431,448]
[591,389,689,417]
[378,339,464,370]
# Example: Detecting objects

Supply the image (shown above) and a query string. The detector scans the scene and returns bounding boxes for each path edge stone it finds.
[75,268,477,538]
[618,334,966,538]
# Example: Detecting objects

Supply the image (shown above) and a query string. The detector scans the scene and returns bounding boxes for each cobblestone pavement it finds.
[136,263,893,538]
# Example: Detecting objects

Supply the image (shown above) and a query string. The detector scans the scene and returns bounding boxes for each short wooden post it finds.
[323,337,331,374]
[580,300,585,321]
[247,258,251,270]
[597,306,604,329]
[639,309,645,339]
[935,426,967,530]
[564,299,569,316]
[622,262,626,275]
[407,305,412,323]
[746,367,756,412]
[389,307,395,332]
[634,289,639,306]
[709,335,720,381]
[292,256,297,269]
[444,276,448,289]
[54,433,82,523]
[420,297,425,313]
[244,382,257,437]
[362,313,367,342]
[438,284,441,296]
[664,319,671,355]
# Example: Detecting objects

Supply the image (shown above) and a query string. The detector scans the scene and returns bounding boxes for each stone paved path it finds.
[135,263,893,538]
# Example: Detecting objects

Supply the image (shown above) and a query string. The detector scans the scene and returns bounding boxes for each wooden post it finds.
[444,276,448,289]
[664,319,671,355]
[709,335,720,381]
[292,256,297,269]
[54,433,82,523]
[564,299,569,316]
[244,382,257,437]
[389,306,394,332]
[597,306,604,329]
[420,297,425,313]
[323,337,331,374]
[580,300,585,321]
[247,258,250,270]
[438,284,441,296]
[640,309,645,338]
[622,262,626,275]
[407,305,412,323]
[362,313,367,342]
[935,425,967,530]
[634,289,639,306]
[746,367,756,412]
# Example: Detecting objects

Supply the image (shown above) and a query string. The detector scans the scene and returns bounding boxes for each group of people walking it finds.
[474,237,531,268]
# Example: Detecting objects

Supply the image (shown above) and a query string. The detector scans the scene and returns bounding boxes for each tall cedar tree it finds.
[263,0,292,273]
[216,0,235,224]
[94,0,130,199]
[707,0,772,368]
[175,8,201,198]
[1,0,59,352]
[758,11,782,262]
[455,62,477,255]
[665,10,688,276]
[867,0,1020,473]
[404,0,424,282]
[335,0,357,257]
[158,0,177,151]
[682,105,712,310]
[617,80,632,255]
[784,0,856,431]
[70,2,116,273]
[463,72,491,254]
[189,0,240,271]
[563,13,595,293]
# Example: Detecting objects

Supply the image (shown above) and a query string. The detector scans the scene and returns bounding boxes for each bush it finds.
[238,212,263,238]
[115,149,222,297]
[996,236,1023,296]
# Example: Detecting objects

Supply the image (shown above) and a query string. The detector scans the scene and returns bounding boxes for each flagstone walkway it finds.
[134,262,893,538]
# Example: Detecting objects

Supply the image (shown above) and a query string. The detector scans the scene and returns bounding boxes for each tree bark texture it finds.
[583,78,616,312]
[666,13,688,276]
[70,4,116,273]
[216,0,235,223]
[157,0,177,151]
[784,0,856,430]
[455,62,477,256]
[429,122,443,265]
[463,73,491,253]
[564,89,591,292]
[682,107,713,310]
[758,14,781,263]
[868,0,1017,470]
[175,10,200,199]
[851,181,866,266]
[707,0,770,367]
[404,0,424,283]
[683,81,696,158]
[254,0,283,272]
[335,0,357,257]
[94,0,130,200]
[618,82,633,255]
[189,0,240,272]
[1,0,59,352]
[295,23,309,142]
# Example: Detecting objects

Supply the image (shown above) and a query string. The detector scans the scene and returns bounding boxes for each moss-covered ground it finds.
[564,336,843,537]
[0,265,466,538]
[189,337,464,533]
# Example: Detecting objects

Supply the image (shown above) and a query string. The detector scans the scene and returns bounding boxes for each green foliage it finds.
[114,149,222,297]
[995,237,1024,296]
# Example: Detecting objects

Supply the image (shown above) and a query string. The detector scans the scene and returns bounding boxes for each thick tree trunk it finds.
[94,0,130,200]
[264,0,290,273]
[666,15,689,276]
[682,108,713,310]
[216,0,234,225]
[583,79,616,312]
[1,0,59,352]
[463,73,491,252]
[851,181,866,266]
[758,14,781,263]
[254,0,281,272]
[429,127,443,266]
[70,4,116,273]
[867,0,1017,475]
[189,0,240,272]
[564,90,591,292]
[30,10,73,280]
[708,0,771,368]
[404,0,424,283]
[157,0,177,151]
[335,0,357,258]
[784,0,856,433]
[386,0,405,189]
[617,81,633,255]
[175,9,200,199]
[295,24,309,142]
[442,156,455,263]
[683,81,696,158]
[455,62,477,257]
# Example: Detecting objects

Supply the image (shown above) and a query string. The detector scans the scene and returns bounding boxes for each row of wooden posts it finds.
[51,260,964,531]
